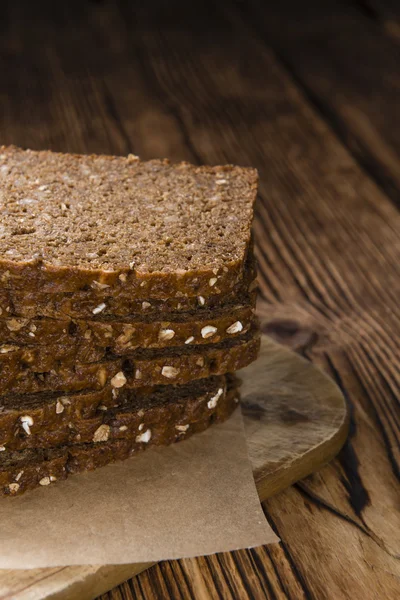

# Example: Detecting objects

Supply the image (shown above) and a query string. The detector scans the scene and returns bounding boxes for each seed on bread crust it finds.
[93,424,110,443]
[8,483,20,493]
[136,429,151,443]
[201,325,217,339]
[111,371,127,388]
[92,303,106,315]
[161,366,180,379]
[226,321,243,334]
[20,415,34,435]
[39,477,51,486]
[158,329,175,341]
[207,388,224,409]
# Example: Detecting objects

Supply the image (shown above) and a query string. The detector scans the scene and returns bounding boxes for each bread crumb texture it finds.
[0,146,257,274]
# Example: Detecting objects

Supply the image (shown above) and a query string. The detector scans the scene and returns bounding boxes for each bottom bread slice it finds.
[0,379,239,497]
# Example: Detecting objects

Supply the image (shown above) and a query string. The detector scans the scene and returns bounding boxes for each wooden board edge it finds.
[254,405,350,501]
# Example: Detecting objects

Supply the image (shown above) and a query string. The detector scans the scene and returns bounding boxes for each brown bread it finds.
[0,146,257,298]
[0,374,232,451]
[0,332,260,395]
[0,304,255,354]
[0,259,257,320]
[0,383,239,496]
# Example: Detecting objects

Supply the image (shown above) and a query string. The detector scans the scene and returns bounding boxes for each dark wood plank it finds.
[361,1,400,45]
[362,0,400,20]
[0,1,399,599]
[239,0,400,205]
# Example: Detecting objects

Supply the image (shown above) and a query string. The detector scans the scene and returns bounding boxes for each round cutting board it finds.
[0,336,348,600]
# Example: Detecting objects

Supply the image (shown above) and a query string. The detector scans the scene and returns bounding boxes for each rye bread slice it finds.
[0,382,239,496]
[0,374,232,451]
[0,331,259,395]
[0,146,257,297]
[0,254,257,320]
[0,280,257,320]
[0,305,255,356]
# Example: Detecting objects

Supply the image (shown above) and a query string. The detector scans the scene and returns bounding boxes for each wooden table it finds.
[1,1,399,598]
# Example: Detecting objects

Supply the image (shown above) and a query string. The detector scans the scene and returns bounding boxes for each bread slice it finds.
[0,331,259,395]
[0,146,257,298]
[0,254,257,320]
[0,304,255,356]
[0,380,239,496]
[0,374,232,451]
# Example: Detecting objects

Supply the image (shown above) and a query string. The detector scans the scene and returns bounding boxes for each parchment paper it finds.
[0,405,278,568]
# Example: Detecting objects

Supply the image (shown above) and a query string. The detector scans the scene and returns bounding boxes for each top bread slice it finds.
[0,146,258,297]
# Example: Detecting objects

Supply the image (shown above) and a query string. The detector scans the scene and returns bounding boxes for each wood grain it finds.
[243,0,400,204]
[0,336,348,600]
[0,1,398,598]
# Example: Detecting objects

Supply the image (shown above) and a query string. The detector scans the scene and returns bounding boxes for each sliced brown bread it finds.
[0,381,239,496]
[0,305,255,355]
[0,374,233,451]
[0,332,260,395]
[0,256,257,320]
[0,286,257,320]
[0,146,257,297]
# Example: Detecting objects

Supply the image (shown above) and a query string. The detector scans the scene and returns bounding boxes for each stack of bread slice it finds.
[0,146,260,496]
